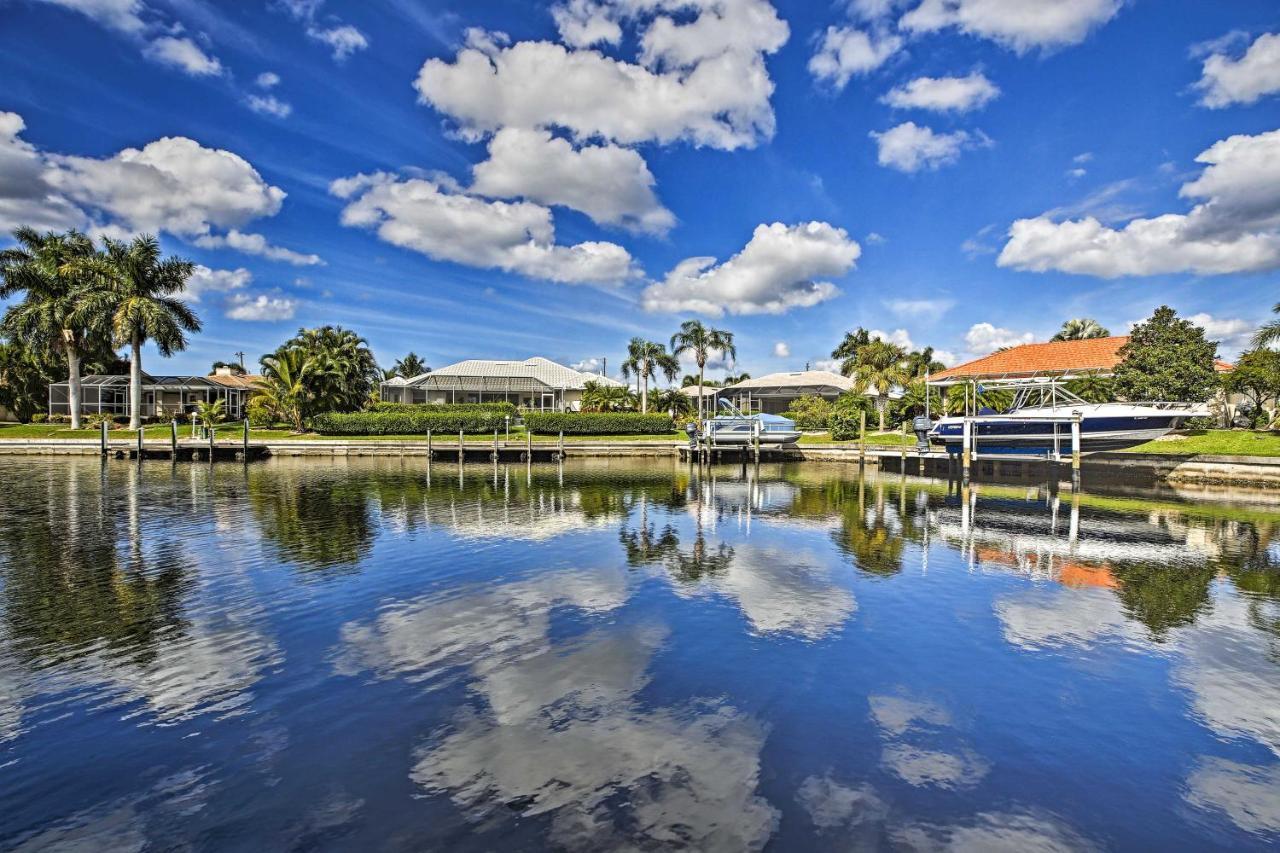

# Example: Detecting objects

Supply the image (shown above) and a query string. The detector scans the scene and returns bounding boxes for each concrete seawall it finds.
[2,438,1278,488]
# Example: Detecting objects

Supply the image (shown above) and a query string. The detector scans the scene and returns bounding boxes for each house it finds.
[48,366,261,420]
[931,336,1234,382]
[720,370,891,415]
[931,336,1236,420]
[379,357,624,412]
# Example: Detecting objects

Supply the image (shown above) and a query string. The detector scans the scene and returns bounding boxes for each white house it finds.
[380,357,624,412]
[720,370,891,415]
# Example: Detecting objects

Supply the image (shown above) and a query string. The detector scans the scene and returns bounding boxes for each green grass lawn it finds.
[1127,430,1280,457]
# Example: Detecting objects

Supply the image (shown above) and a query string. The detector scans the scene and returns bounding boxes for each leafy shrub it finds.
[47,414,70,425]
[524,412,674,435]
[311,410,507,435]
[83,412,117,430]
[246,395,275,428]
[829,392,874,441]
[783,394,833,431]
[370,401,517,416]
[30,413,47,423]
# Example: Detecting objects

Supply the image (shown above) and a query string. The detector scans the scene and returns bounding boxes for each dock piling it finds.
[243,418,250,459]
[492,428,499,461]
[458,429,464,464]
[426,429,432,458]
[137,427,144,459]
[525,428,531,461]
[100,421,108,456]
[171,419,178,456]
[558,430,565,461]
[1070,412,1082,490]
[961,418,972,483]
[859,411,866,465]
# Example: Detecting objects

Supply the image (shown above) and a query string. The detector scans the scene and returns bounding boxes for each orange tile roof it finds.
[932,336,1233,381]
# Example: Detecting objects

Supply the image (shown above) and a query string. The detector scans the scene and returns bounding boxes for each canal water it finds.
[0,457,1277,851]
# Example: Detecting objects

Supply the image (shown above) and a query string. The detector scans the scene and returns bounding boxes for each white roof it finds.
[404,357,623,390]
[679,384,722,397]
[721,370,896,398]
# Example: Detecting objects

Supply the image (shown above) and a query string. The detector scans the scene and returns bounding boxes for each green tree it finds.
[1252,303,1280,349]
[722,372,751,385]
[256,347,311,432]
[783,394,833,431]
[581,380,636,412]
[1051,318,1111,341]
[621,337,680,414]
[681,374,722,388]
[903,346,946,379]
[841,339,908,431]
[392,352,428,378]
[829,391,874,440]
[1113,306,1218,403]
[895,380,944,419]
[0,228,105,429]
[670,320,736,423]
[269,326,380,415]
[193,397,226,427]
[1222,348,1280,428]
[651,388,693,418]
[0,339,53,422]
[831,327,872,363]
[85,235,200,430]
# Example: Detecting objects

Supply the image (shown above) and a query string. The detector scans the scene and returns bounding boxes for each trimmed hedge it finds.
[370,401,517,416]
[524,411,674,435]
[311,410,507,435]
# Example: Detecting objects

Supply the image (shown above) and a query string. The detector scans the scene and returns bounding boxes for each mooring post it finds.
[859,410,867,465]
[170,419,178,456]
[558,430,565,461]
[1070,412,1082,490]
[752,419,760,463]
[208,424,215,461]
[427,429,432,458]
[136,426,144,459]
[900,445,907,473]
[243,418,250,459]
[526,428,532,461]
[492,428,499,461]
[100,420,108,456]
[961,417,972,483]
[458,429,464,464]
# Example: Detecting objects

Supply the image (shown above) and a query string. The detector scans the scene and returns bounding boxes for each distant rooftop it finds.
[932,337,1234,382]
[401,357,623,391]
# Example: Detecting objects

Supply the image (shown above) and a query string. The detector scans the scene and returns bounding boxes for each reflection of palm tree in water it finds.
[618,484,733,582]
[0,461,191,668]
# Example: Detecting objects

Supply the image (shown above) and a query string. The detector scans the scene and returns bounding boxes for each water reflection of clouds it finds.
[335,561,780,849]
[892,808,1098,852]
[1185,757,1280,836]
[869,693,989,792]
[996,586,1143,651]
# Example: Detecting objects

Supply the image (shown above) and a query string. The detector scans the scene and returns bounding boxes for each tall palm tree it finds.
[1051,318,1111,341]
[903,346,946,379]
[831,327,872,362]
[257,347,311,432]
[84,235,200,430]
[842,339,908,431]
[275,326,380,414]
[1254,303,1280,349]
[670,320,736,423]
[620,337,679,414]
[392,351,428,378]
[0,228,101,429]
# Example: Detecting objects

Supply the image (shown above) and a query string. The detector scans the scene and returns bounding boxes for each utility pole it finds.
[601,357,607,377]
[234,351,245,370]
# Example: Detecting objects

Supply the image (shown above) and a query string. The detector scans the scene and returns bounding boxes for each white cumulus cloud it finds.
[1195,32,1280,108]
[278,0,369,61]
[998,128,1280,277]
[182,264,250,303]
[330,171,636,286]
[226,293,298,321]
[773,341,790,357]
[470,127,673,235]
[255,71,281,88]
[900,0,1123,53]
[414,10,787,151]
[869,328,914,350]
[964,322,1033,355]
[642,221,860,316]
[808,26,903,90]
[193,230,322,266]
[870,121,987,172]
[884,297,954,321]
[246,94,292,119]
[142,35,222,76]
[882,72,1000,112]
[1186,313,1256,357]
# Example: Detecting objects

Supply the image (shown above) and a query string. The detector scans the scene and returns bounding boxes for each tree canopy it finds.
[1113,306,1218,403]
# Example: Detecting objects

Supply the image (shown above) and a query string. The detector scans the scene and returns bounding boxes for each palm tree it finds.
[652,388,692,419]
[1051,318,1111,341]
[274,326,380,414]
[82,235,200,430]
[581,380,636,412]
[193,397,226,427]
[392,352,428,378]
[842,339,908,431]
[1254,304,1280,349]
[0,228,102,429]
[257,347,311,432]
[722,372,751,385]
[670,320,736,423]
[904,347,946,378]
[620,337,680,414]
[831,327,872,363]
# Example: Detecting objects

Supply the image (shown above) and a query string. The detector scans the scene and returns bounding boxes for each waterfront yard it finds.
[1128,429,1280,457]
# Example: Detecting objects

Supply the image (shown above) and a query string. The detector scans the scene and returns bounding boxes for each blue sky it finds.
[1,0,1277,379]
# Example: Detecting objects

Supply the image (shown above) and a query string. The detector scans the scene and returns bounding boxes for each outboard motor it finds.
[684,422,700,449]
[912,416,933,453]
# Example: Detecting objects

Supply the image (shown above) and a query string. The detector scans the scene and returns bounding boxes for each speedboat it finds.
[700,400,802,445]
[926,380,1207,456]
